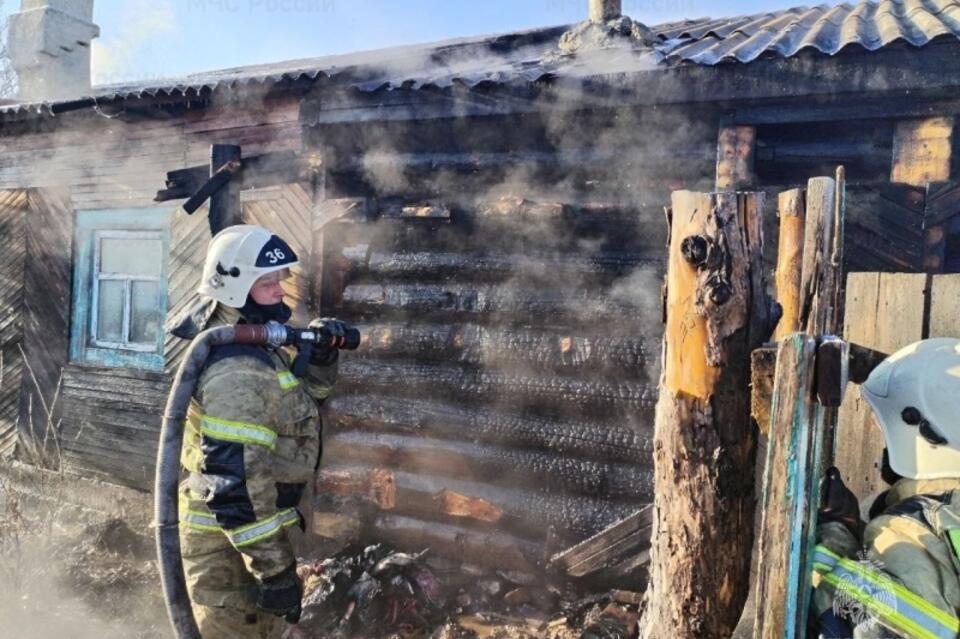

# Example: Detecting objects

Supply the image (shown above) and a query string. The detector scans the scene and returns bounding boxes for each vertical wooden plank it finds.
[17,188,73,467]
[834,272,926,501]
[164,204,210,372]
[752,334,818,639]
[208,144,242,234]
[774,189,806,340]
[0,190,28,457]
[891,117,953,186]
[716,126,757,190]
[928,274,960,337]
[799,178,836,335]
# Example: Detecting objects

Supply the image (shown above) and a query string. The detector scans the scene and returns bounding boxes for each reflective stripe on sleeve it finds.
[180,509,221,532]
[812,544,960,639]
[277,371,300,390]
[224,508,300,548]
[199,415,277,449]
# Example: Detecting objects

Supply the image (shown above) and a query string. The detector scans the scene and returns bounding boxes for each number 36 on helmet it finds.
[198,224,299,308]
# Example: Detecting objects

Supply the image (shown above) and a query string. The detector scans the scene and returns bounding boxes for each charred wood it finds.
[317,466,643,542]
[550,507,652,579]
[347,249,661,283]
[340,283,652,327]
[323,430,652,499]
[353,322,658,377]
[323,395,652,465]
[335,358,657,417]
[371,514,541,574]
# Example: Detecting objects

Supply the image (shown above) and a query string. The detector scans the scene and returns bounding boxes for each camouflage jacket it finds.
[814,478,960,638]
[179,307,337,581]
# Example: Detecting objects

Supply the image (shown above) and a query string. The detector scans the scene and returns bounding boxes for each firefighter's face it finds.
[250,269,289,305]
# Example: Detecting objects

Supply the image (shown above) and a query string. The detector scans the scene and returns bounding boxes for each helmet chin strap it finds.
[237,296,292,326]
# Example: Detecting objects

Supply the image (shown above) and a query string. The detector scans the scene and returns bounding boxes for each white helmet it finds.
[862,338,960,480]
[198,225,298,308]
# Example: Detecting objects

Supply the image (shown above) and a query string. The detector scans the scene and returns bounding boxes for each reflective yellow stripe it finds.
[277,371,300,390]
[813,545,960,639]
[200,415,277,449]
[224,508,299,547]
[180,509,221,532]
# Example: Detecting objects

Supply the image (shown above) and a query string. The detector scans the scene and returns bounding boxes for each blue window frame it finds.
[71,208,172,370]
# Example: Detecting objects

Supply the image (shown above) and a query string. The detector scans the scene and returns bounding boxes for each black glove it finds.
[819,466,862,536]
[256,565,303,624]
[307,317,349,363]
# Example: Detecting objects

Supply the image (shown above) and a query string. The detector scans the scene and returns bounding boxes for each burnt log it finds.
[336,358,656,417]
[317,466,642,542]
[642,191,774,639]
[323,395,652,464]
[348,249,661,282]
[323,430,653,499]
[341,283,650,326]
[353,322,658,377]
[208,144,242,233]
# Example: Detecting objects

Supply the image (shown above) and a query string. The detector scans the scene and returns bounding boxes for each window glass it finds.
[100,237,162,276]
[71,208,171,370]
[130,280,161,344]
[96,279,125,343]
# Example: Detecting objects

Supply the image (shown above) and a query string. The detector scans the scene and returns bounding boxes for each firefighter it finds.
[177,225,347,638]
[812,338,960,639]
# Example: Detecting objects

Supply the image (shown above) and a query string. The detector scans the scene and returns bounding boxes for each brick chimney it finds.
[8,0,100,102]
[589,0,621,23]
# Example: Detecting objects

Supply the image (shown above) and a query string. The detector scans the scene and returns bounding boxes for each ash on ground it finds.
[0,491,168,639]
[289,543,641,639]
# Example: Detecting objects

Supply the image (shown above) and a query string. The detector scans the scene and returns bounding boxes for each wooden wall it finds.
[835,272,960,503]
[0,94,303,488]
[16,188,73,466]
[304,106,717,573]
[0,189,28,457]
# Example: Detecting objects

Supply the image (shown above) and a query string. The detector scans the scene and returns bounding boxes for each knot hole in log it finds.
[681,234,732,307]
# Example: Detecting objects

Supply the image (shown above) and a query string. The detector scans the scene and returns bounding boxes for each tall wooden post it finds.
[752,171,846,639]
[774,190,805,340]
[642,191,775,639]
[716,126,757,190]
[208,144,242,234]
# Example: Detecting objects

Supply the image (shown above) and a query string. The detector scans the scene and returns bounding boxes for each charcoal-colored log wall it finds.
[307,107,717,570]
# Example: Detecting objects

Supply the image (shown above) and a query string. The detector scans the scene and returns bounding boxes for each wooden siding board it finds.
[16,189,72,464]
[59,363,167,490]
[834,273,927,501]
[0,189,27,457]
[164,206,209,371]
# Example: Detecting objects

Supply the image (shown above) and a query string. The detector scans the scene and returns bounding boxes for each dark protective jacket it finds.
[179,326,337,584]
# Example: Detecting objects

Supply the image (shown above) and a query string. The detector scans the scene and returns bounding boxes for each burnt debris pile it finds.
[297,544,441,636]
[292,543,643,639]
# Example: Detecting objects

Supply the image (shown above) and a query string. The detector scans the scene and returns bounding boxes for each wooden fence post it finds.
[774,189,805,340]
[752,171,846,639]
[642,191,774,639]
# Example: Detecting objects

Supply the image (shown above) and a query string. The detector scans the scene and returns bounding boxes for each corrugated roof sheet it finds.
[4,0,960,117]
[658,0,960,64]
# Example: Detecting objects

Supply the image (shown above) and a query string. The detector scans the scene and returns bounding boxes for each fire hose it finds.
[154,321,360,639]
